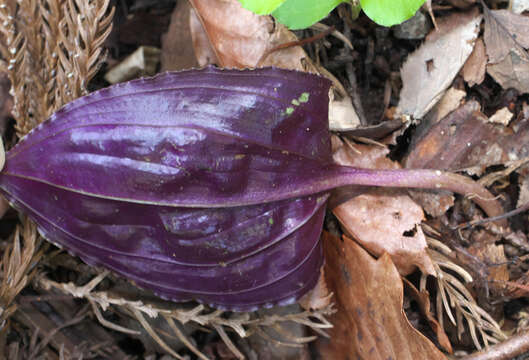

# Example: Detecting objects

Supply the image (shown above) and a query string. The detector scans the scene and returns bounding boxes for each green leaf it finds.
[360,0,425,26]
[238,0,287,14]
[271,0,347,30]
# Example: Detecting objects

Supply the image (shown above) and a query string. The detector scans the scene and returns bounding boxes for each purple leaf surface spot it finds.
[0,67,333,311]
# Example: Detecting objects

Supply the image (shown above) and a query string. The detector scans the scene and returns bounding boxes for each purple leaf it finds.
[0,66,504,310]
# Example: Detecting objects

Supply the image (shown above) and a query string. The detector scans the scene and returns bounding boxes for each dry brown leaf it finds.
[428,87,466,124]
[160,0,200,71]
[189,7,218,66]
[403,278,453,353]
[397,10,481,119]
[487,49,529,93]
[462,37,487,87]
[189,0,315,71]
[316,232,446,360]
[468,230,509,294]
[331,137,435,276]
[298,269,332,311]
[405,100,509,175]
[484,9,529,64]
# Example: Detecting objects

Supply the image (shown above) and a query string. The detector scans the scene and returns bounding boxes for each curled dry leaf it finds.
[406,101,508,175]
[403,278,453,353]
[331,137,435,276]
[316,232,447,360]
[487,51,529,93]
[397,10,481,119]
[483,9,529,64]
[160,0,200,71]
[298,269,332,311]
[483,9,529,93]
[189,0,315,71]
[462,37,486,87]
[406,100,529,176]
[189,7,218,67]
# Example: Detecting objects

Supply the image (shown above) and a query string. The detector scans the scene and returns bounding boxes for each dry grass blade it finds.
[213,324,244,360]
[37,273,334,358]
[130,307,185,360]
[425,242,507,350]
[0,0,114,136]
[0,219,43,329]
[56,0,114,103]
[164,314,209,360]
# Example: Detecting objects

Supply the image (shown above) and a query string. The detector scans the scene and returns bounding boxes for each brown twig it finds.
[459,330,529,360]
[454,201,529,230]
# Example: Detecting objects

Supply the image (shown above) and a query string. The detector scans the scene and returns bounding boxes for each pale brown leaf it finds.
[403,278,453,353]
[397,10,481,119]
[483,9,529,64]
[188,0,315,72]
[189,7,218,66]
[316,232,446,360]
[462,37,487,87]
[160,0,200,71]
[298,270,332,311]
[487,49,529,93]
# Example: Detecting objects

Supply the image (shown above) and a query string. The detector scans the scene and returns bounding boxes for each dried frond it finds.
[36,273,335,359]
[424,241,507,350]
[0,218,44,329]
[56,0,114,103]
[0,0,114,136]
[0,2,30,131]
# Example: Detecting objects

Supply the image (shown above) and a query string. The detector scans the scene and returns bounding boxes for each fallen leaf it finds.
[189,0,315,71]
[427,87,466,124]
[483,9,529,64]
[298,269,332,310]
[331,137,435,276]
[160,0,200,71]
[398,10,481,119]
[462,37,486,87]
[403,278,453,353]
[487,49,529,93]
[405,100,509,175]
[488,107,513,126]
[189,8,218,66]
[316,232,446,359]
[468,230,509,294]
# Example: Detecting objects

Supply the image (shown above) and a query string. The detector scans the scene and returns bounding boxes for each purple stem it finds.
[286,165,505,223]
